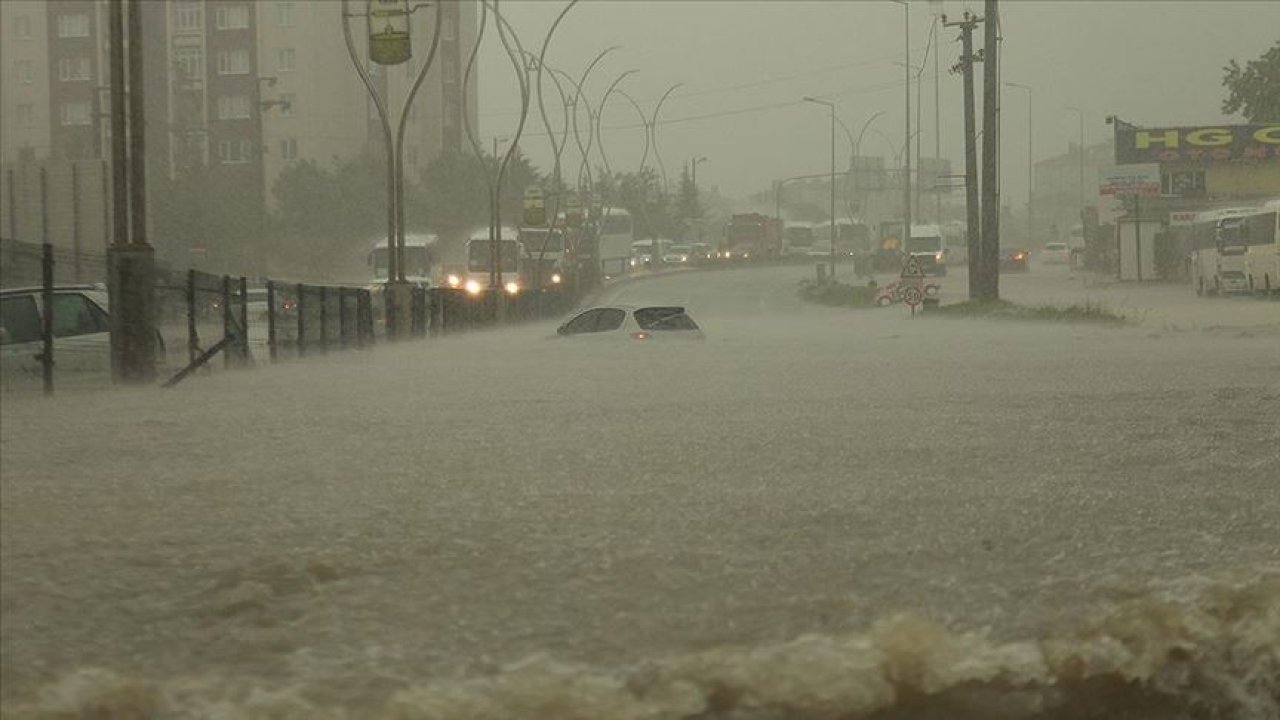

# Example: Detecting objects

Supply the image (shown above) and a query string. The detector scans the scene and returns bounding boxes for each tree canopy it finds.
[1221,40,1280,122]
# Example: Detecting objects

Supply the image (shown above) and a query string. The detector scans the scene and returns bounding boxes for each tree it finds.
[1222,40,1280,122]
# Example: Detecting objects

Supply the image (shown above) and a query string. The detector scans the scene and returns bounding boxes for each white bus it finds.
[1188,208,1252,296]
[369,233,437,285]
[782,221,816,256]
[597,208,634,276]
[459,229,522,296]
[1243,200,1279,296]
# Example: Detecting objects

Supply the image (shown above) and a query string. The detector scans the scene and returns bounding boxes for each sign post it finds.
[900,254,927,316]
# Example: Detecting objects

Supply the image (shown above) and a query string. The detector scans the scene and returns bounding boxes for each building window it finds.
[60,101,92,126]
[14,15,32,39]
[280,138,298,160]
[279,93,295,117]
[218,139,253,164]
[1162,170,1206,197]
[57,13,91,38]
[15,60,34,84]
[175,46,203,78]
[277,2,296,27]
[215,5,250,30]
[216,49,250,75]
[217,94,251,120]
[16,104,35,127]
[277,48,296,72]
[57,57,91,82]
[174,2,202,31]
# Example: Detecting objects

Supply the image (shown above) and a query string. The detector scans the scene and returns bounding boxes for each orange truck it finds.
[722,213,783,259]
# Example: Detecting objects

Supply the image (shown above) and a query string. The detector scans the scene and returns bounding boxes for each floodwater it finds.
[2,264,1278,719]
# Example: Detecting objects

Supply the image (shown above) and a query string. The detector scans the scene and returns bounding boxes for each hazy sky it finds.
[477,1,1279,207]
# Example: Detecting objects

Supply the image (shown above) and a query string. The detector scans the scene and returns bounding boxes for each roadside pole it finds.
[944,11,983,300]
[979,0,1001,301]
[107,0,157,384]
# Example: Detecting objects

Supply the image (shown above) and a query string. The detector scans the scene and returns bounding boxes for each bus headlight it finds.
[551,273,562,284]
[447,274,461,288]
[465,279,482,295]
[504,281,520,295]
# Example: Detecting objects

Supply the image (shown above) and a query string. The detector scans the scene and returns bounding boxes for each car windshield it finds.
[4,5,1276,720]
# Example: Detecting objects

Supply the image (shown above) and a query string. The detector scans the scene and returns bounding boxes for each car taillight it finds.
[282,298,296,310]
[630,331,650,341]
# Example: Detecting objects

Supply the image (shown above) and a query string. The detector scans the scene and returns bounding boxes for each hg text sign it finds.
[1114,124,1280,164]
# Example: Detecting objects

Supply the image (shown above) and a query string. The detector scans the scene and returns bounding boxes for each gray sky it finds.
[477,1,1280,207]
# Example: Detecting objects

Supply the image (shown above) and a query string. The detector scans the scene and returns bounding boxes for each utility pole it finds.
[979,0,1001,301]
[107,0,157,384]
[945,10,983,300]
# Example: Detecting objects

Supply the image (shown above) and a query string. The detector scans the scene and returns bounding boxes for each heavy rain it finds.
[2,2,1278,719]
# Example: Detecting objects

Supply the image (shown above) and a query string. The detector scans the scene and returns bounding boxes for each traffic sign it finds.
[901,284,924,307]
[901,254,927,279]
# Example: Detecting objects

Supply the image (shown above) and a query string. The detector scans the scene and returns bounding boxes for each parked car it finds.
[999,248,1031,273]
[555,305,704,341]
[1040,242,1071,265]
[1,285,157,387]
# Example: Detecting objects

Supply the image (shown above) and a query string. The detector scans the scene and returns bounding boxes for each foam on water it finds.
[4,572,1276,720]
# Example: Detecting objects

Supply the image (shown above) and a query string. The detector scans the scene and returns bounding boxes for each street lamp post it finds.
[891,0,912,241]
[341,0,442,338]
[1066,105,1085,212]
[1006,82,1033,245]
[691,156,707,243]
[803,96,837,279]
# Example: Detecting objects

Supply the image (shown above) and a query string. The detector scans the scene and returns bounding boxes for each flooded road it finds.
[2,264,1278,718]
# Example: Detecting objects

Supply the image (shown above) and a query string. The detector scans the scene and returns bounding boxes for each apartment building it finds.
[2,0,476,250]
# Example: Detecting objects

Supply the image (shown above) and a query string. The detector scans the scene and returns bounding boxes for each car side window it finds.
[51,294,109,338]
[561,309,602,335]
[596,308,625,332]
[0,295,42,344]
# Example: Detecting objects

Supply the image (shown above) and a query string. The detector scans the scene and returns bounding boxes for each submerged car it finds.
[999,248,1031,272]
[556,305,704,341]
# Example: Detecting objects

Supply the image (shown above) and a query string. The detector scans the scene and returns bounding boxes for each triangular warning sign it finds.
[901,255,927,279]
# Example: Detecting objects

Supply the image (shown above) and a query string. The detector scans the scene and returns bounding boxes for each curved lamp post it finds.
[803,96,837,277]
[340,0,442,337]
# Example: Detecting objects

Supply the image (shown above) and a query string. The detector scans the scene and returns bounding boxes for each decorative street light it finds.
[803,96,837,278]
[341,0,441,338]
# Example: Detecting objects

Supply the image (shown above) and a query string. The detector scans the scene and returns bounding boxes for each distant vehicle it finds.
[1242,201,1279,296]
[368,233,437,286]
[555,305,704,341]
[723,213,782,259]
[630,238,671,268]
[904,224,947,276]
[999,247,1030,273]
[1041,242,1072,265]
[597,208,634,276]
[245,287,298,342]
[690,242,715,262]
[815,219,872,257]
[783,221,816,256]
[942,222,968,265]
[518,227,566,290]
[1188,208,1253,296]
[663,244,693,264]
[452,230,523,296]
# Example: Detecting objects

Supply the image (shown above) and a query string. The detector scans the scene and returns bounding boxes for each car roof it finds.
[577,304,687,314]
[1,284,103,296]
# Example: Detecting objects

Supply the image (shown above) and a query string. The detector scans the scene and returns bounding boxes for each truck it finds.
[722,213,783,259]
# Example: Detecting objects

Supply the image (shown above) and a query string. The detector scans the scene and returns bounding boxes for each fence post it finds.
[238,276,249,363]
[41,242,54,396]
[296,283,306,358]
[221,275,232,368]
[338,287,349,348]
[266,280,278,362]
[319,286,328,352]
[186,268,198,365]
